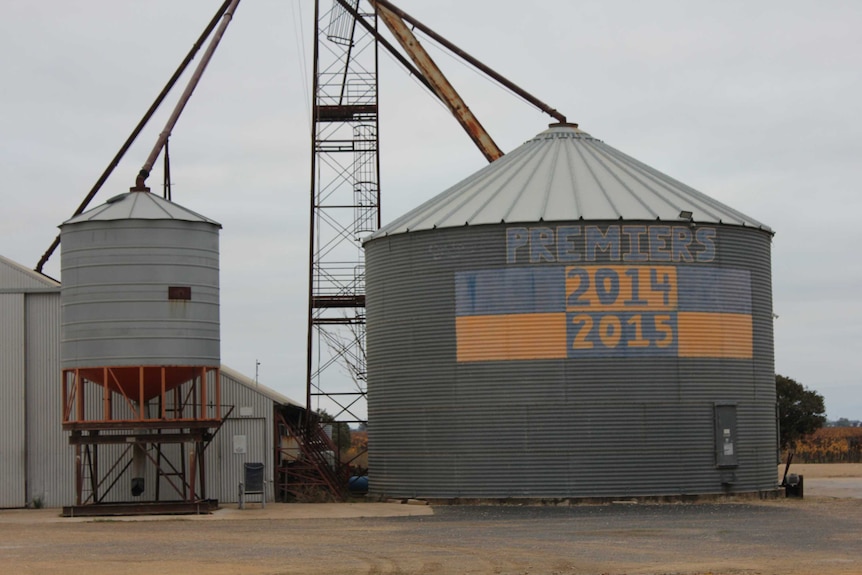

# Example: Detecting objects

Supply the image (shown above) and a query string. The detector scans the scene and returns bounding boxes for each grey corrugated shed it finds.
[0,293,26,507]
[368,124,769,239]
[62,190,221,226]
[25,293,72,507]
[0,256,65,508]
[206,365,300,503]
[205,367,301,504]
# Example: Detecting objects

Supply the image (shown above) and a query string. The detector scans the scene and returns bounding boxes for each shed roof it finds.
[62,190,221,227]
[0,254,60,290]
[368,124,769,240]
[220,364,303,408]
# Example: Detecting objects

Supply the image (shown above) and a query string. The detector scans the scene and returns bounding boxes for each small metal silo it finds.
[59,187,224,510]
[60,189,221,402]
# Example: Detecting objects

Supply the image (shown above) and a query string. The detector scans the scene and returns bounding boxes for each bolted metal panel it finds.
[365,221,776,499]
[60,218,220,369]
[25,292,75,507]
[0,293,26,507]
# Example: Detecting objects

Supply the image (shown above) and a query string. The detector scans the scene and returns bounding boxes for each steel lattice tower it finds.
[306,0,379,430]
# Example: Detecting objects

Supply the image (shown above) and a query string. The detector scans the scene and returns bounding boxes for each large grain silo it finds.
[364,123,777,500]
[60,187,224,511]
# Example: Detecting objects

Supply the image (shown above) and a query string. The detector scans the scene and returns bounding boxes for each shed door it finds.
[0,294,26,507]
[216,417,268,503]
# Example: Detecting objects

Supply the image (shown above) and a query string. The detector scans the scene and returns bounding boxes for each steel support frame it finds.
[306,0,379,431]
[62,366,227,508]
[69,428,212,507]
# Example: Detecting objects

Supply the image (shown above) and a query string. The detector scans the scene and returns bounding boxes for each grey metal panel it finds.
[60,219,220,368]
[365,222,776,499]
[0,293,26,507]
[367,126,769,240]
[714,404,739,468]
[24,292,74,507]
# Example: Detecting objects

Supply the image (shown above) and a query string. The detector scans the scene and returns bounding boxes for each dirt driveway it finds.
[1,465,860,575]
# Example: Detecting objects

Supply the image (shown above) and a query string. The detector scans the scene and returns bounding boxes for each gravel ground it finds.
[1,465,860,575]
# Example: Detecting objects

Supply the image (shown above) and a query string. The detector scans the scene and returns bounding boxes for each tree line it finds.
[776,374,862,462]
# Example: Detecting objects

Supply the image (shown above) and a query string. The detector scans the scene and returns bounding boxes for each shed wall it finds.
[0,286,72,508]
[365,222,777,498]
[0,293,26,507]
[204,371,276,503]
[25,293,73,507]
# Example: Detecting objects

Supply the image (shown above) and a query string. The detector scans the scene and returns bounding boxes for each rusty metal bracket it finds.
[136,0,243,190]
[371,0,503,162]
[373,0,567,124]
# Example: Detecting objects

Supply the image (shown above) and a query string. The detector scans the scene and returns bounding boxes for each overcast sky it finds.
[1,1,860,419]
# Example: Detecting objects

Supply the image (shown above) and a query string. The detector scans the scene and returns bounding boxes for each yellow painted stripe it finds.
[456,313,567,362]
[677,312,753,359]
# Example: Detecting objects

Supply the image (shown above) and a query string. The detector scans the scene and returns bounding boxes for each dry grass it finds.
[778,462,862,478]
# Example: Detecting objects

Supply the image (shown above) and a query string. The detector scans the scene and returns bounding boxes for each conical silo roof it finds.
[368,124,768,239]
[62,190,221,226]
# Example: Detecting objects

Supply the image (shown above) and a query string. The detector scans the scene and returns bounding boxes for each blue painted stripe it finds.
[677,267,751,314]
[455,267,566,316]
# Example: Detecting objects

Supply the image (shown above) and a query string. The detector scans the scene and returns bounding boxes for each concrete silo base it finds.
[62,499,219,517]
[390,489,784,507]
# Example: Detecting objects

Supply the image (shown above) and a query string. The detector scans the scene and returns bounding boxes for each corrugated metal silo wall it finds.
[60,220,220,369]
[365,221,776,498]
